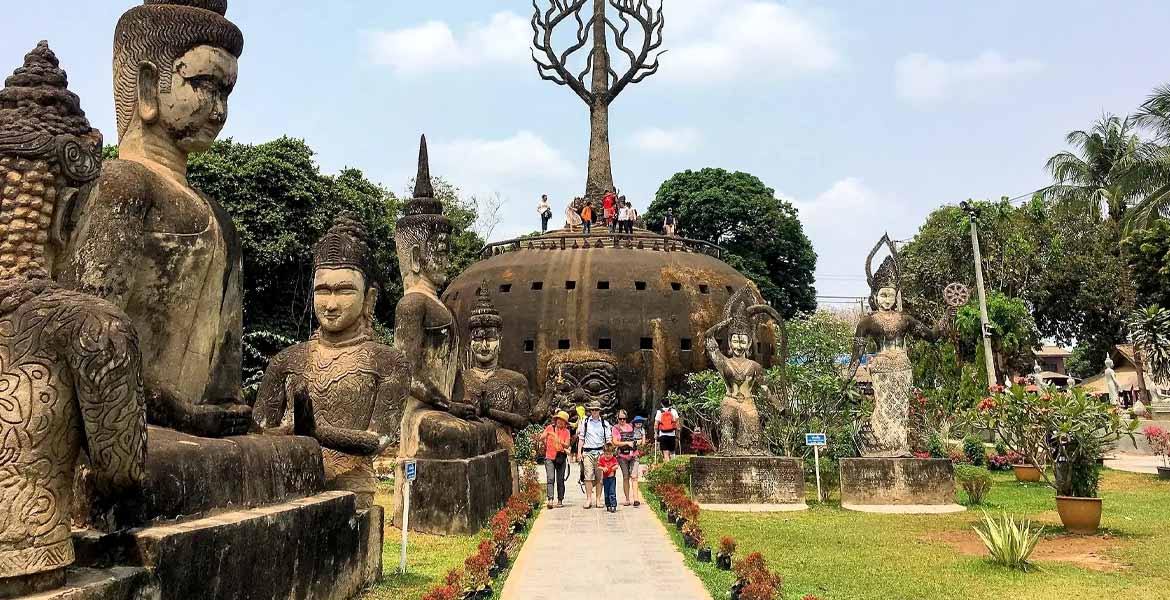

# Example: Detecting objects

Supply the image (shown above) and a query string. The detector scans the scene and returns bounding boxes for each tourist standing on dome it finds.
[538,194,552,232]
[581,201,594,235]
[603,191,616,233]
[664,208,678,237]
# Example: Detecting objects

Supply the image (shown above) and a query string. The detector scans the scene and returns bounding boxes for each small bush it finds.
[719,536,738,556]
[955,465,994,505]
[644,457,689,489]
[512,423,544,464]
[973,511,1042,571]
[963,435,988,466]
[926,433,947,459]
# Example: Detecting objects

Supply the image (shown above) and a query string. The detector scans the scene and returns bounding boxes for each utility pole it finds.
[961,201,998,388]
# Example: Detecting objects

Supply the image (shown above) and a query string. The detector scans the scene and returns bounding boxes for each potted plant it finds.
[697,545,713,562]
[970,384,1136,534]
[1144,425,1170,480]
[682,521,703,548]
[717,536,737,570]
[1007,451,1042,483]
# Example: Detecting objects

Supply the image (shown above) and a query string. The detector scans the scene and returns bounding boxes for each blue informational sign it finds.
[805,433,828,446]
[405,460,417,482]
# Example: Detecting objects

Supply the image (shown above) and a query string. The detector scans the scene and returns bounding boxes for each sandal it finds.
[622,501,632,506]
[556,501,564,508]
[633,500,641,507]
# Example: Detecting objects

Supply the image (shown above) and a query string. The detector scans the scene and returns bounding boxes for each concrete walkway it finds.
[500,467,711,600]
[1105,452,1165,474]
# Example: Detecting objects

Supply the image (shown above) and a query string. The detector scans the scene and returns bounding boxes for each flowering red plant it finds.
[420,585,460,600]
[1144,425,1170,466]
[442,568,463,588]
[690,432,715,454]
[491,510,512,545]
[719,536,737,556]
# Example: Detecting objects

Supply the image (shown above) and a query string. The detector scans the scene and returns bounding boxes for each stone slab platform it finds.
[842,503,966,514]
[11,567,158,600]
[690,456,805,505]
[840,457,959,508]
[700,503,809,512]
[392,449,511,535]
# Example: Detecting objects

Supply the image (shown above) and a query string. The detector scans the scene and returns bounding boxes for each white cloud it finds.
[662,1,839,84]
[630,127,701,154]
[431,131,576,188]
[895,50,1044,104]
[367,12,529,75]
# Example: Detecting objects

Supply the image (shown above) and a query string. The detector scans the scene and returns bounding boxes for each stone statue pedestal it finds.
[392,449,512,535]
[839,458,964,513]
[66,428,383,600]
[690,456,807,508]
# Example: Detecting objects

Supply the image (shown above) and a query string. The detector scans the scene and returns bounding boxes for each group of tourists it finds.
[538,190,674,237]
[539,399,682,512]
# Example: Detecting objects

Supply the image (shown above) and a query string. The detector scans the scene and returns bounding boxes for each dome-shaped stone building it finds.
[442,229,775,418]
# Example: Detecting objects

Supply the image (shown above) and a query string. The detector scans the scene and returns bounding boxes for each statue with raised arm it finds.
[59,0,251,438]
[0,43,146,595]
[254,214,409,508]
[461,281,532,452]
[703,287,783,456]
[846,234,941,458]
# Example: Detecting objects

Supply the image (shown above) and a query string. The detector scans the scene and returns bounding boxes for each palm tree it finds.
[1039,114,1155,224]
[1128,306,1170,385]
[1127,85,1170,231]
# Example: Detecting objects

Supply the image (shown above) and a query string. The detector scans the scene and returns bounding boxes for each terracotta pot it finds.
[1012,464,1042,482]
[1055,496,1102,534]
[1157,466,1170,481]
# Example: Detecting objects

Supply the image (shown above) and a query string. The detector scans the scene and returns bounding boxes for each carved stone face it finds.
[470,327,500,369]
[423,232,451,286]
[313,267,372,338]
[156,45,237,154]
[548,359,619,414]
[876,287,897,311]
[729,333,751,358]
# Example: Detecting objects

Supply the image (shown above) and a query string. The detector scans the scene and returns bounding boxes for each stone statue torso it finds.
[722,356,764,399]
[415,292,458,402]
[463,366,531,449]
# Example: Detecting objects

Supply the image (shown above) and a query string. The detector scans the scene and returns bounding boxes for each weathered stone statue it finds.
[0,43,146,596]
[703,287,782,456]
[848,234,940,458]
[254,214,410,508]
[461,281,532,451]
[541,350,620,417]
[60,0,251,438]
[1104,357,1122,407]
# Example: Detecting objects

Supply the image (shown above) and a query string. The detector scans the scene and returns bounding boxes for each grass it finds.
[648,469,1170,600]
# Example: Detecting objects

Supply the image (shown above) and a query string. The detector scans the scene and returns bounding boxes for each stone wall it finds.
[690,456,805,504]
[839,457,956,506]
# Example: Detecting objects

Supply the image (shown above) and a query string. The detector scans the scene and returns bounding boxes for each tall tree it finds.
[1129,84,1170,230]
[644,168,817,317]
[531,0,665,200]
[1123,219,1170,310]
[1039,114,1153,224]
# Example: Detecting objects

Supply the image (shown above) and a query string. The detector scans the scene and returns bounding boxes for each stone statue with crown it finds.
[391,137,510,535]
[254,214,410,509]
[0,42,147,599]
[461,281,533,452]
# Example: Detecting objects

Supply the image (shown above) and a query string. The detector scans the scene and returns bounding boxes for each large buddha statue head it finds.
[395,135,451,294]
[467,280,502,370]
[312,213,378,343]
[0,42,102,281]
[112,0,243,153]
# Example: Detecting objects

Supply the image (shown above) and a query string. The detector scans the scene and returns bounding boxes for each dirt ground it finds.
[922,529,1129,572]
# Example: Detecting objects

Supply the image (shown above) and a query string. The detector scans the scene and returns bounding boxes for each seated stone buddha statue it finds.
[0,43,146,596]
[460,281,532,452]
[394,136,496,460]
[254,214,409,508]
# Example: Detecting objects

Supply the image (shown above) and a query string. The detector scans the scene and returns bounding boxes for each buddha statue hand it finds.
[449,402,479,421]
[183,400,253,438]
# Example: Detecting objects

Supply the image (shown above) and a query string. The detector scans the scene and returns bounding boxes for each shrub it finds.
[1144,425,1170,467]
[987,453,1012,471]
[420,585,460,600]
[963,435,987,466]
[513,423,544,464]
[644,457,689,489]
[973,511,1042,571]
[926,432,948,459]
[955,465,993,505]
[946,447,969,465]
[719,536,737,556]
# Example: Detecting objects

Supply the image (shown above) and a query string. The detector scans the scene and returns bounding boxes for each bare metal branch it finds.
[607,0,665,101]
[531,0,594,105]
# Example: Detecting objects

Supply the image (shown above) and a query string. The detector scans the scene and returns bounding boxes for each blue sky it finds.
[7,1,1169,303]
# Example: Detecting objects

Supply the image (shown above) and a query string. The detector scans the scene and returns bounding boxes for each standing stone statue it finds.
[254,214,410,508]
[1104,357,1122,407]
[703,287,783,456]
[60,0,251,438]
[848,234,940,458]
[0,43,146,596]
[461,282,532,452]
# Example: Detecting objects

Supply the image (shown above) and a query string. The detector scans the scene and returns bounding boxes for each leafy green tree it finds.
[955,292,1039,377]
[1127,306,1170,384]
[644,168,816,316]
[1123,219,1170,309]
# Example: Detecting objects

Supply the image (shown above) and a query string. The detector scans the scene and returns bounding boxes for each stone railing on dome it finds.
[480,230,724,260]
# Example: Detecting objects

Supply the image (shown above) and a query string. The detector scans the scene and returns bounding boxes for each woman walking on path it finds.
[542,411,572,508]
[613,411,645,507]
[537,195,552,233]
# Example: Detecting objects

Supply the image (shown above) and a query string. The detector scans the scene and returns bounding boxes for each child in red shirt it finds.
[598,442,620,512]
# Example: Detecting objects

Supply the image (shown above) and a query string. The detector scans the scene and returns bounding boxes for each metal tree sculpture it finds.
[532,0,665,201]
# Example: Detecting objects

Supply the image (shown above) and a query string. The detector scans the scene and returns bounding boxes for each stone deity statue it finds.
[703,287,783,456]
[847,234,941,458]
[461,282,532,451]
[394,136,496,461]
[59,0,251,438]
[1104,357,1121,407]
[1031,361,1044,387]
[0,44,146,596]
[254,214,410,508]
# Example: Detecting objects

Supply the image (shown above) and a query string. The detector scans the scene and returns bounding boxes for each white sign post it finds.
[804,433,827,502]
[399,459,417,575]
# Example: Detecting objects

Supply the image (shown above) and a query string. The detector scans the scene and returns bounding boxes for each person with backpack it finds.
[576,401,612,509]
[613,410,645,507]
[654,398,681,461]
[541,411,572,508]
[663,208,677,236]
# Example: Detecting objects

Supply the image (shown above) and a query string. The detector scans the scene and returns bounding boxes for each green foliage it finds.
[1127,305,1170,382]
[512,424,544,464]
[954,465,993,505]
[973,511,1042,571]
[645,168,816,317]
[643,457,690,490]
[955,292,1039,375]
[1123,219,1170,310]
[665,371,724,437]
[240,329,298,404]
[926,432,948,459]
[962,436,987,466]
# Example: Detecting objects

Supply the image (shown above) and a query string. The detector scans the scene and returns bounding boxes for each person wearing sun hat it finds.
[576,401,613,509]
[541,410,572,508]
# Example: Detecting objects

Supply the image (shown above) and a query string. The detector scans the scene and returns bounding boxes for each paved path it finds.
[500,467,711,600]
[1105,452,1164,474]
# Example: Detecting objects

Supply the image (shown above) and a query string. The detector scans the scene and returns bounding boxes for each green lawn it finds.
[649,469,1170,600]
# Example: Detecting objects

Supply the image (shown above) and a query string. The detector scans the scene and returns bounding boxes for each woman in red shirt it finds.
[542,411,572,508]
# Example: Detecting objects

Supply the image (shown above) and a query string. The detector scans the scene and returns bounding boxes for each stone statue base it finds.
[0,567,158,600]
[840,458,963,512]
[391,449,511,535]
[689,456,806,506]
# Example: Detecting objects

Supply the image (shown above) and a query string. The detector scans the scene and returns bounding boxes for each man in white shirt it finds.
[576,401,611,509]
[654,399,681,461]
